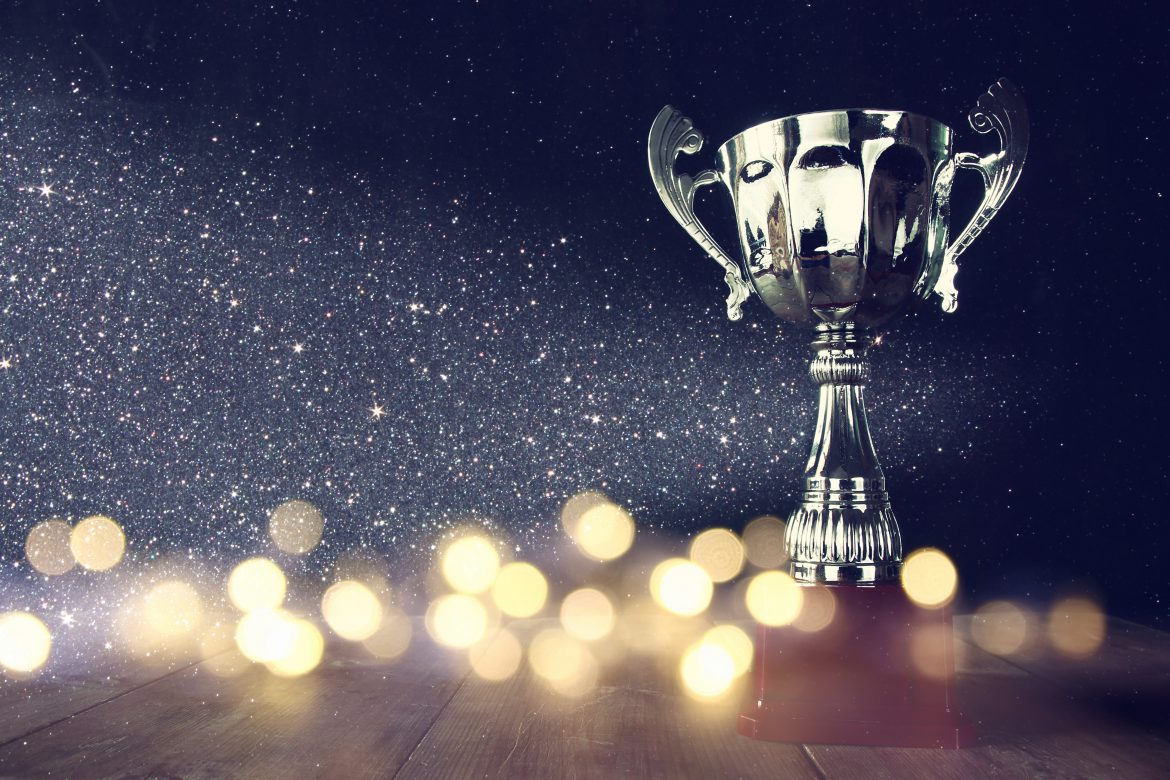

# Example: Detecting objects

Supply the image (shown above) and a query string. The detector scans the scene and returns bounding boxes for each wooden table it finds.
[1,616,1168,779]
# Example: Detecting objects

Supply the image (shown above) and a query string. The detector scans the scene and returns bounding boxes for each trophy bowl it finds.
[648,79,1027,584]
[716,108,953,329]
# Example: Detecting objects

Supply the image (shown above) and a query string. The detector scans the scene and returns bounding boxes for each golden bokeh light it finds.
[25,519,76,576]
[70,515,125,571]
[1047,597,1106,659]
[680,641,736,700]
[469,628,523,682]
[559,490,612,533]
[267,499,325,555]
[362,606,413,661]
[528,628,598,697]
[235,608,297,663]
[745,570,804,626]
[118,596,194,661]
[491,562,548,618]
[321,580,384,641]
[559,587,616,641]
[0,612,52,674]
[228,557,287,612]
[650,558,713,617]
[266,619,325,677]
[616,599,701,656]
[742,515,787,569]
[792,584,837,633]
[441,535,500,594]
[565,497,635,561]
[688,528,745,583]
[971,600,1031,656]
[901,548,958,609]
[144,580,204,639]
[700,624,754,677]
[909,623,957,680]
[426,594,489,648]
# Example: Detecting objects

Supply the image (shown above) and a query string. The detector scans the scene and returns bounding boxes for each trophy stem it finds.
[786,322,902,584]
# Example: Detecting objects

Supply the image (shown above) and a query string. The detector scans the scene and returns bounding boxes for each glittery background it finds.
[0,1,1166,633]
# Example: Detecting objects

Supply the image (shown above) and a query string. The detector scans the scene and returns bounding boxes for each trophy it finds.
[648,79,1027,747]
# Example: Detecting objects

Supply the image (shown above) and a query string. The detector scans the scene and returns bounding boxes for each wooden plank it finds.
[0,655,199,747]
[394,623,819,780]
[4,615,1168,779]
[802,632,1170,779]
[958,616,1170,741]
[0,576,239,746]
[0,632,467,779]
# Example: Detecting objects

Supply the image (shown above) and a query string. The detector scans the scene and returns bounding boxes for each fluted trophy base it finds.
[785,324,902,584]
[738,325,971,747]
[788,482,901,584]
[737,583,974,749]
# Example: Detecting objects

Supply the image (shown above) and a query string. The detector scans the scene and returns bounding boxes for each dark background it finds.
[0,1,1166,626]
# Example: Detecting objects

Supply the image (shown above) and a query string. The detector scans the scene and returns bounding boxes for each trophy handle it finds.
[648,106,752,321]
[935,78,1029,313]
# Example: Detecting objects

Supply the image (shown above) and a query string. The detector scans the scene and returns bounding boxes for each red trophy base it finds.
[737,583,974,748]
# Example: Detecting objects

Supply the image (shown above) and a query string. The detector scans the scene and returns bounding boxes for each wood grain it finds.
[961,617,1170,741]
[1,616,1168,779]
[0,636,467,780]
[802,631,1170,780]
[0,655,199,748]
[393,642,818,780]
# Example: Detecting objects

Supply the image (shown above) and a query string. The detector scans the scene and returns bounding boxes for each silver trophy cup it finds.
[649,79,1027,584]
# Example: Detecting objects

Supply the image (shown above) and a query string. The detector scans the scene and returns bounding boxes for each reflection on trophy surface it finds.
[649,79,1027,586]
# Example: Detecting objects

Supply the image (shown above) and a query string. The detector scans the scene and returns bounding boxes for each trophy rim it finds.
[717,108,951,154]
